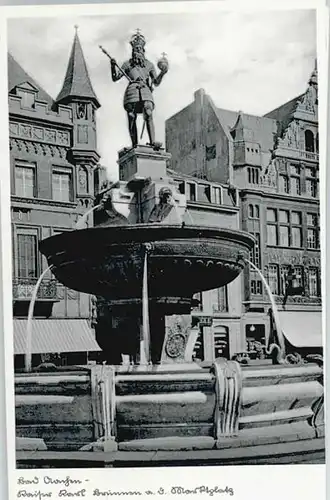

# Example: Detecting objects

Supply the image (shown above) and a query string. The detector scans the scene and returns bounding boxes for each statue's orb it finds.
[157,57,169,72]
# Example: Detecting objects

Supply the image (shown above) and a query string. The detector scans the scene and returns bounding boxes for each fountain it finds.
[14,32,324,467]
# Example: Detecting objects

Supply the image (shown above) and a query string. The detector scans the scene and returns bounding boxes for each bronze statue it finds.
[100,30,168,149]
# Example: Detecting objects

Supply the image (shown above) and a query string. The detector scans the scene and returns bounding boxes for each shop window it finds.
[265,264,279,295]
[308,268,320,297]
[214,327,229,360]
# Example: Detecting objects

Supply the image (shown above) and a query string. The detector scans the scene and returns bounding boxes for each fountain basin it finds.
[15,361,324,467]
[39,224,255,301]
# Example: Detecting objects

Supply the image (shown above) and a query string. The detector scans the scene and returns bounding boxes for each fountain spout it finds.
[25,265,54,372]
[243,258,286,363]
[75,203,102,229]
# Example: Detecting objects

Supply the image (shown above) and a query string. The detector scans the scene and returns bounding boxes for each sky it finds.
[8,9,316,180]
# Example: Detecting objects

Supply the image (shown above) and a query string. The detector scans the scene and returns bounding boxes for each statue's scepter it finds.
[99,45,133,83]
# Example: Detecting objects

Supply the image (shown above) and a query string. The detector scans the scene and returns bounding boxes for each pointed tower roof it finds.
[56,27,100,108]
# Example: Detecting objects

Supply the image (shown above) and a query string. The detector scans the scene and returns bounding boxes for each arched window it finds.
[305,130,315,152]
[255,205,260,219]
[248,204,254,218]
[316,133,319,153]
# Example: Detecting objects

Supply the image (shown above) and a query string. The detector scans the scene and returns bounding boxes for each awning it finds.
[14,319,101,355]
[278,311,323,348]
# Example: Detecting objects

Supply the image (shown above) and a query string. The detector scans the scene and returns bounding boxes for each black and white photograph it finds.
[0,0,326,490]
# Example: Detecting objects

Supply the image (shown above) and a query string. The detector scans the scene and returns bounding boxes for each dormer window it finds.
[15,82,38,109]
[17,89,35,108]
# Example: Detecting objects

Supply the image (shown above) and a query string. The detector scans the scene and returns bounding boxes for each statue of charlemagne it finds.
[104,30,169,149]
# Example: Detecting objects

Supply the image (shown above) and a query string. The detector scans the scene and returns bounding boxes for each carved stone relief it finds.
[297,86,317,115]
[8,122,70,146]
[261,159,277,189]
[10,138,68,159]
[76,102,88,120]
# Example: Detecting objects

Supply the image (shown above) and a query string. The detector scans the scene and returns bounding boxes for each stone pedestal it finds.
[114,145,186,224]
[118,145,171,182]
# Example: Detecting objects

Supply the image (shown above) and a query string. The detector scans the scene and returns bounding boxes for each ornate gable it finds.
[15,81,38,93]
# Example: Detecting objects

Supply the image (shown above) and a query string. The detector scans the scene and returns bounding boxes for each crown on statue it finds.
[130,29,146,51]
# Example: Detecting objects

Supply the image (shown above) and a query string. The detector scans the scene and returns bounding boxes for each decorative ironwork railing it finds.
[12,278,58,301]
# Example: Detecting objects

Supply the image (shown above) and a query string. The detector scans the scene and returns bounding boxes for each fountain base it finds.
[15,359,324,467]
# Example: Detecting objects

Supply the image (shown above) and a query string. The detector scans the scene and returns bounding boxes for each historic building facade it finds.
[166,63,321,359]
[9,30,101,368]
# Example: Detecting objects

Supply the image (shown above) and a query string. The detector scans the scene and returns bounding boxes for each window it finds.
[248,167,259,185]
[267,208,276,222]
[278,210,289,247]
[279,226,289,247]
[291,211,302,247]
[291,227,302,248]
[305,130,315,152]
[177,181,185,195]
[266,265,279,294]
[267,209,277,245]
[16,89,35,108]
[17,232,38,278]
[290,177,301,195]
[308,268,319,297]
[52,168,72,202]
[307,229,317,249]
[213,287,228,313]
[280,265,290,295]
[305,167,318,198]
[249,204,260,219]
[288,164,301,196]
[15,163,35,198]
[188,183,196,201]
[251,280,262,295]
[307,213,319,249]
[294,266,304,288]
[212,187,221,205]
[279,175,289,194]
[197,183,211,203]
[305,167,316,178]
[205,145,216,161]
[267,208,302,248]
[249,233,261,268]
[290,165,300,176]
[214,327,229,360]
[267,225,277,246]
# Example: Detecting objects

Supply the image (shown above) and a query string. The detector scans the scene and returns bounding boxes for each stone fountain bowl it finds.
[39,224,255,303]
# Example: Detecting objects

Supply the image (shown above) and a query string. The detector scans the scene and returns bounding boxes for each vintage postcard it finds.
[0,0,326,499]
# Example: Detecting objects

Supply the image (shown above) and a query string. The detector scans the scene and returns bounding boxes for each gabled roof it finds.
[8,52,54,107]
[56,31,100,108]
[263,94,303,137]
[216,108,239,133]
